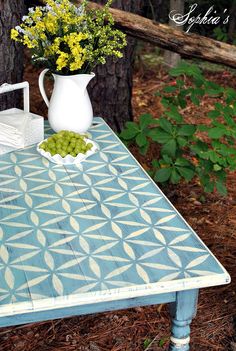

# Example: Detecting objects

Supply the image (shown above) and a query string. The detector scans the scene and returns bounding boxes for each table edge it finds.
[0,272,230,318]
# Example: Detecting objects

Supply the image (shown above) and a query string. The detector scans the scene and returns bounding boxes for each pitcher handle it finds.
[39,68,50,107]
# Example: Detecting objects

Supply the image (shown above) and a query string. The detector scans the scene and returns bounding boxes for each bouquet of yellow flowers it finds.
[11,0,126,75]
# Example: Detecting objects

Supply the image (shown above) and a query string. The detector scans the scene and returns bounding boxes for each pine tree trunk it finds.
[0,0,25,111]
[88,0,144,132]
[228,0,236,44]
[164,0,184,68]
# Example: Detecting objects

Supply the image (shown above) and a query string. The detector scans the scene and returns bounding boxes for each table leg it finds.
[169,289,199,351]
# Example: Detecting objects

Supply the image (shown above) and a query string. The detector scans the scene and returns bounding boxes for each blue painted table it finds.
[0,118,230,350]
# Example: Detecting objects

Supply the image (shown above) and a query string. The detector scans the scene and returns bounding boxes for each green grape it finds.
[40,143,46,150]
[87,143,93,150]
[40,130,94,159]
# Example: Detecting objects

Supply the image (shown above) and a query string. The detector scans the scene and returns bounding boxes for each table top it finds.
[0,118,230,318]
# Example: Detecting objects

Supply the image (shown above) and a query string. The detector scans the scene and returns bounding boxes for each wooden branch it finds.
[75,0,236,69]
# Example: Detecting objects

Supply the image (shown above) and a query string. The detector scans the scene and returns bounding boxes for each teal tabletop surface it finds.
[0,118,230,320]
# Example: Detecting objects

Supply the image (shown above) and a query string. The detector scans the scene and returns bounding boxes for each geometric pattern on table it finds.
[0,118,228,316]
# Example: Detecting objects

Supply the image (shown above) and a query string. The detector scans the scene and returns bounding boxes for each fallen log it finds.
[75,0,236,69]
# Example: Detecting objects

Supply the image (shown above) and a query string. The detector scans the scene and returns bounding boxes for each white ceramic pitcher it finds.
[39,69,95,133]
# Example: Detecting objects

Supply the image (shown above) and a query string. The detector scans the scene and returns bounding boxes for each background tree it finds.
[228,0,236,43]
[88,0,144,132]
[164,0,184,68]
[0,0,25,111]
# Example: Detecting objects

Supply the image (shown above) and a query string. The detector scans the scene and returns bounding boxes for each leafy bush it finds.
[120,62,236,195]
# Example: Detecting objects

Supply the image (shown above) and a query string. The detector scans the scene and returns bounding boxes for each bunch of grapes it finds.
[39,130,93,158]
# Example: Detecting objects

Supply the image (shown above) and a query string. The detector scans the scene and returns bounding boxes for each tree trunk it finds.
[0,0,25,111]
[164,0,184,68]
[228,0,236,44]
[88,0,144,132]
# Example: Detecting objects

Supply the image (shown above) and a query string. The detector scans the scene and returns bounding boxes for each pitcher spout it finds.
[64,72,95,93]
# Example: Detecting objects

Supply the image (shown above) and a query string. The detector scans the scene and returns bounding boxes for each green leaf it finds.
[213,164,222,171]
[208,150,219,163]
[126,121,139,130]
[200,173,210,186]
[208,110,221,119]
[170,168,181,184]
[176,167,195,181]
[139,114,153,130]
[215,102,223,111]
[136,133,147,147]
[175,158,192,167]
[163,85,178,93]
[178,125,196,136]
[205,81,222,91]
[154,167,172,182]
[162,154,173,164]
[198,125,209,132]
[176,79,184,87]
[190,94,200,106]
[203,181,215,193]
[120,127,139,140]
[161,97,171,107]
[208,127,225,139]
[140,143,149,155]
[159,118,173,133]
[177,96,187,109]
[152,159,159,168]
[161,139,177,158]
[208,89,222,96]
[165,107,183,122]
[216,181,227,196]
[177,137,187,147]
[120,122,139,140]
[148,128,172,144]
[143,339,152,350]
[194,88,205,96]
[225,87,236,99]
[170,62,203,79]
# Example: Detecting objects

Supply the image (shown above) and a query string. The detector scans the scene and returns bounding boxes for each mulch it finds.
[0,53,236,351]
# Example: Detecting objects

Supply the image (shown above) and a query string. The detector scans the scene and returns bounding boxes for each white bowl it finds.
[37,137,99,165]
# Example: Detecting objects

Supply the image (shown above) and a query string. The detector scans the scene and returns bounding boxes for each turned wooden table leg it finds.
[169,289,199,351]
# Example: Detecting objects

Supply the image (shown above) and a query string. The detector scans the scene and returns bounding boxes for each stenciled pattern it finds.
[0,118,227,316]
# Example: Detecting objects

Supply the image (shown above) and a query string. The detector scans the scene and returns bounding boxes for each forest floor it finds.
[0,48,236,351]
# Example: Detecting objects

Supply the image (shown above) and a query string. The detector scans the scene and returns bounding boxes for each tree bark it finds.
[228,0,236,44]
[76,1,236,69]
[87,0,144,132]
[0,0,25,111]
[164,0,184,68]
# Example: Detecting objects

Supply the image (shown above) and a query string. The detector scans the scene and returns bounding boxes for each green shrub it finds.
[120,62,236,195]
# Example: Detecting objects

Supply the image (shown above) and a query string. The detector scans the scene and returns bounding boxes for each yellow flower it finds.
[44,13,58,34]
[23,35,37,49]
[70,57,84,71]
[40,33,47,41]
[56,51,69,71]
[35,22,45,31]
[10,0,127,74]
[11,29,19,40]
